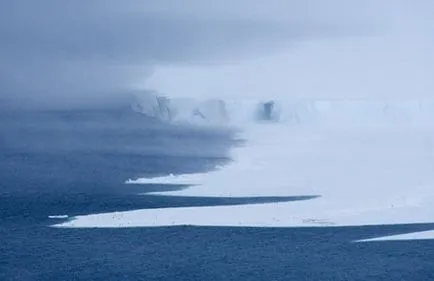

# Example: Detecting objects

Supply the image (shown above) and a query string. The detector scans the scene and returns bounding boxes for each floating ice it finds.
[48,215,69,219]
[356,230,434,242]
[55,119,434,232]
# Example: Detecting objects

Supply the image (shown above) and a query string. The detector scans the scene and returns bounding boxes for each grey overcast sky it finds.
[1,1,433,108]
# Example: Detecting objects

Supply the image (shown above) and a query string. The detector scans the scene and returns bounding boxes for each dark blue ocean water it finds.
[1,108,434,281]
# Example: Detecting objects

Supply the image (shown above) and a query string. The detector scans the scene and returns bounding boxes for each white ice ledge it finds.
[356,230,434,242]
[54,124,434,232]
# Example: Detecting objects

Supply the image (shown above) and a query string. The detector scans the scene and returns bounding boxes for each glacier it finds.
[55,95,434,241]
[131,91,434,128]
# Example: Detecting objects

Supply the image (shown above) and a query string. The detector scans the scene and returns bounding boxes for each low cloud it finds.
[1,0,431,109]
